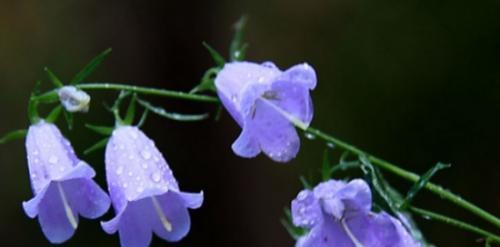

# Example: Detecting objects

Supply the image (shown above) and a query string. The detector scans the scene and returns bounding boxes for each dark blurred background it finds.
[1,0,500,246]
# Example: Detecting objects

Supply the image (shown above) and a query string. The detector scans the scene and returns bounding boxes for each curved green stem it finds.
[410,206,500,244]
[33,82,219,103]
[300,125,500,229]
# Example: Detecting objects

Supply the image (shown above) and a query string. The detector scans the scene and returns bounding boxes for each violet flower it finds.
[292,179,419,247]
[215,61,316,162]
[23,121,111,243]
[101,126,203,247]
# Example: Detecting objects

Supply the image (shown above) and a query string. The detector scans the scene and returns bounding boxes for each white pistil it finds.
[56,182,78,229]
[341,219,365,247]
[151,196,172,232]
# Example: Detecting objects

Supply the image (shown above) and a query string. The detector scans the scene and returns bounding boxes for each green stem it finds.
[300,126,500,229]
[410,206,500,244]
[34,83,219,103]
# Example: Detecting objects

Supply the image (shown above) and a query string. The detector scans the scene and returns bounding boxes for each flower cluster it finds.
[18,59,419,247]
[291,179,419,247]
[23,122,202,246]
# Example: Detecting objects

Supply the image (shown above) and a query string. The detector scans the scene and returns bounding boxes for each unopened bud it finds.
[58,86,91,113]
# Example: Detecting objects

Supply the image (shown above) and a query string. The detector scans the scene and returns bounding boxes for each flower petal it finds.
[37,183,78,244]
[117,200,153,247]
[65,178,110,219]
[152,192,191,242]
[269,79,314,126]
[280,63,317,90]
[22,186,50,218]
[291,190,323,228]
[249,98,300,162]
[177,191,204,209]
[295,219,352,247]
[231,126,261,158]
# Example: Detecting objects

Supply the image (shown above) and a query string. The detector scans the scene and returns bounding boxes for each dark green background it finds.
[1,0,499,246]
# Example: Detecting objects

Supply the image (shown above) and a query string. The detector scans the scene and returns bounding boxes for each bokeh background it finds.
[1,0,500,246]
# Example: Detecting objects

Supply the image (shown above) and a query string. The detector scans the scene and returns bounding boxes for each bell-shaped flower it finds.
[101,126,203,247]
[23,121,111,243]
[215,61,316,162]
[291,179,419,247]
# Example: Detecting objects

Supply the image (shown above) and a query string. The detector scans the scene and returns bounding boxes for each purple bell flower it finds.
[215,61,316,162]
[101,126,203,247]
[23,121,111,243]
[291,179,420,247]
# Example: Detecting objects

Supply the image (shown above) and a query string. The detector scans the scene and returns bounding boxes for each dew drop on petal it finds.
[297,191,308,200]
[151,172,161,183]
[136,187,144,193]
[141,150,151,160]
[49,155,59,164]
[128,171,133,177]
[116,166,124,175]
[142,163,148,169]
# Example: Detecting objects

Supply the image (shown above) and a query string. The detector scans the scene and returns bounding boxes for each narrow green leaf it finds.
[137,99,209,122]
[359,156,430,245]
[190,67,219,94]
[123,94,137,125]
[281,208,307,240]
[202,42,226,67]
[229,15,248,61]
[299,176,312,189]
[84,137,109,155]
[46,105,63,123]
[71,48,112,84]
[63,110,74,130]
[321,149,331,181]
[0,129,27,144]
[44,67,64,87]
[33,90,59,103]
[137,109,149,128]
[85,124,113,136]
[400,162,451,210]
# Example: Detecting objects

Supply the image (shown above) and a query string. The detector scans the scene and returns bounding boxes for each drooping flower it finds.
[23,121,111,243]
[58,86,91,113]
[215,61,316,162]
[101,126,203,247]
[291,179,419,247]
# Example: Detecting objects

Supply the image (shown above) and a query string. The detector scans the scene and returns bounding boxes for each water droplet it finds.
[297,191,308,200]
[258,77,265,83]
[130,131,138,140]
[299,207,306,214]
[116,166,124,175]
[142,163,148,169]
[231,95,238,103]
[136,187,144,193]
[304,132,316,140]
[326,142,335,149]
[141,150,151,160]
[119,144,125,150]
[48,156,59,164]
[135,176,141,181]
[128,171,133,177]
[128,154,135,160]
[122,183,128,188]
[33,150,39,156]
[31,174,37,179]
[151,172,161,182]
[153,156,160,162]
[34,158,40,164]
[59,166,65,172]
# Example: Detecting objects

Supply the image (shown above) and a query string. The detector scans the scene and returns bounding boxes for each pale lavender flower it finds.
[291,179,419,247]
[58,86,91,113]
[101,126,203,247]
[215,61,316,162]
[23,121,111,244]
